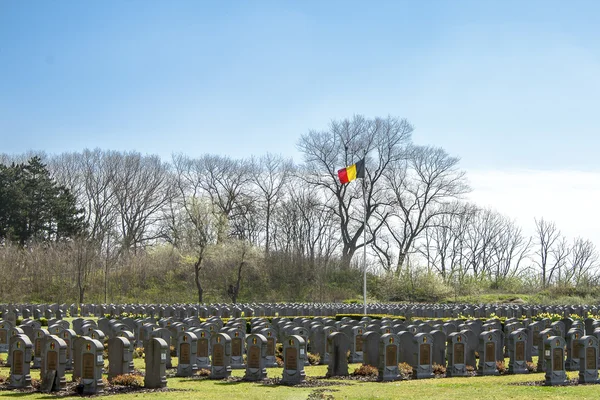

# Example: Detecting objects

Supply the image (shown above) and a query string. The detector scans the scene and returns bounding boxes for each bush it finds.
[352,364,378,377]
[432,362,446,376]
[466,365,475,374]
[110,374,143,387]
[133,347,145,359]
[170,345,177,357]
[275,356,284,367]
[308,353,321,366]
[0,374,7,384]
[398,362,413,378]
[496,361,507,375]
[526,361,537,373]
[197,368,211,377]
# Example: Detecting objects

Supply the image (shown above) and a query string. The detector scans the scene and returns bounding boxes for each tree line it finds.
[1,115,598,304]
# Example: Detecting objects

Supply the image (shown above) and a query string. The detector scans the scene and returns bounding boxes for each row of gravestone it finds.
[3,333,169,394]
[2,302,600,321]
[3,314,600,388]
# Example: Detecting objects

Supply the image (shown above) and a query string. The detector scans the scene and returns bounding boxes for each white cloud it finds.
[467,169,600,247]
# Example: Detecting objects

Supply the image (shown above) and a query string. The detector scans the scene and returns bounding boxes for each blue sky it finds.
[1,0,599,171]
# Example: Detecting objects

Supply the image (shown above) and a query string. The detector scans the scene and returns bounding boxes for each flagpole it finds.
[362,152,368,316]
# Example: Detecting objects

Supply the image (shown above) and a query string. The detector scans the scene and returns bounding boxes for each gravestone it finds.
[544,335,567,386]
[244,333,268,381]
[176,331,198,377]
[9,334,32,389]
[0,320,12,353]
[537,328,556,372]
[150,327,172,368]
[40,335,67,392]
[446,332,468,377]
[508,330,528,374]
[362,331,381,367]
[378,333,400,381]
[193,328,211,369]
[210,333,232,379]
[565,328,583,371]
[577,335,598,384]
[282,335,307,384]
[478,330,500,376]
[228,328,246,369]
[144,337,168,388]
[108,337,133,380]
[412,333,434,379]
[32,328,50,369]
[431,330,446,367]
[326,332,350,377]
[78,338,104,395]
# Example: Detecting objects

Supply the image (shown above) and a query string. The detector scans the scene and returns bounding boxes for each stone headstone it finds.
[446,332,468,377]
[244,333,268,381]
[144,337,168,389]
[282,335,306,384]
[176,331,198,377]
[78,338,104,395]
[544,335,567,386]
[210,333,232,379]
[9,334,32,389]
[577,335,599,384]
[108,337,133,381]
[378,333,400,381]
[40,335,67,392]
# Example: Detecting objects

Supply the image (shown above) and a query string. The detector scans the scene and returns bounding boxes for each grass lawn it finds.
[0,356,598,400]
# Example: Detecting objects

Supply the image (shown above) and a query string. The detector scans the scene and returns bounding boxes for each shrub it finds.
[110,374,143,387]
[275,356,284,367]
[466,365,475,374]
[496,361,507,375]
[197,368,211,377]
[133,347,145,359]
[276,343,283,357]
[432,362,446,376]
[308,353,321,366]
[398,362,413,378]
[352,365,378,377]
[526,361,537,373]
[0,374,8,384]
[170,345,177,357]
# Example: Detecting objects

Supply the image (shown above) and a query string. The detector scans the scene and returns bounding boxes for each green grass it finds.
[1,358,598,400]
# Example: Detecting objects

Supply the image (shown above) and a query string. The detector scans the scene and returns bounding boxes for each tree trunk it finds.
[194,255,203,303]
[341,246,356,269]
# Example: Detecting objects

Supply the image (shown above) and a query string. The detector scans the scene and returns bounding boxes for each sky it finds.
[1,0,599,245]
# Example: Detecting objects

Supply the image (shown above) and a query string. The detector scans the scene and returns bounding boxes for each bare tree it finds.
[112,152,174,251]
[298,115,412,268]
[534,218,570,287]
[565,237,598,286]
[384,145,469,276]
[171,154,218,303]
[198,154,252,243]
[251,153,293,254]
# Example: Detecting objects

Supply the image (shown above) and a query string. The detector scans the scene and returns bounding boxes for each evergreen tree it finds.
[0,156,85,245]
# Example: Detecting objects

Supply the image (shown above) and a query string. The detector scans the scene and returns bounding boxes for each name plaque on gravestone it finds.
[516,341,525,361]
[213,344,224,366]
[47,351,58,370]
[285,347,297,370]
[179,343,190,365]
[454,343,465,364]
[386,345,397,366]
[0,330,6,344]
[267,338,275,356]
[197,340,208,357]
[35,339,42,356]
[13,350,23,375]
[82,353,95,379]
[485,342,495,362]
[248,346,260,369]
[586,347,596,370]
[355,336,363,352]
[553,348,563,371]
[420,344,430,365]
[232,338,242,357]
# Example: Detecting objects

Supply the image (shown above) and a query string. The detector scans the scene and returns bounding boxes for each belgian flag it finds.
[337,158,365,184]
